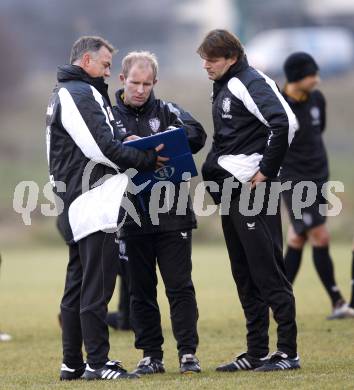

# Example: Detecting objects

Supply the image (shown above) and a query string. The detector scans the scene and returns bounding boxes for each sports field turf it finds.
[0,243,353,389]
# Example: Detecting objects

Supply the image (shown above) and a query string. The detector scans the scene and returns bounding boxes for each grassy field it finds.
[0,243,353,390]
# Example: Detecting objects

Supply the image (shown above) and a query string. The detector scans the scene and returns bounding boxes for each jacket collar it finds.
[282,89,309,105]
[114,88,156,114]
[57,64,111,106]
[213,55,249,99]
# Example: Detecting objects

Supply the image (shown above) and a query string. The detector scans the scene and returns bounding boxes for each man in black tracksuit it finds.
[280,52,354,319]
[198,29,300,372]
[112,51,206,375]
[47,37,166,381]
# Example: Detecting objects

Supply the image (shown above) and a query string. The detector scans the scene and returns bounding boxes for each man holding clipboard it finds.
[112,51,206,375]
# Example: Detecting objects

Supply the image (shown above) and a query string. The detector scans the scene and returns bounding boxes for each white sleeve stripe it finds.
[90,86,114,135]
[256,70,298,145]
[58,87,118,169]
[167,102,181,117]
[227,77,270,127]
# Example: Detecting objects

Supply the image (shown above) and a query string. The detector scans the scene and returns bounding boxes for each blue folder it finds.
[125,128,197,192]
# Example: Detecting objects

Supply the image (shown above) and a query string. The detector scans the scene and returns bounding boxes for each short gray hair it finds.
[70,36,116,64]
[122,51,158,80]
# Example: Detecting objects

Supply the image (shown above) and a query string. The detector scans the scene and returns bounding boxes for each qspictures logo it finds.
[12,160,344,228]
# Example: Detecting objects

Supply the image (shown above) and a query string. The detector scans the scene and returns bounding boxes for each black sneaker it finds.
[60,363,85,381]
[82,360,139,380]
[254,351,300,372]
[216,352,269,372]
[180,354,201,374]
[133,357,165,375]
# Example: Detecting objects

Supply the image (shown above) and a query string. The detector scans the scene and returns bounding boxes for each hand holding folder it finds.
[124,128,198,192]
[155,143,170,168]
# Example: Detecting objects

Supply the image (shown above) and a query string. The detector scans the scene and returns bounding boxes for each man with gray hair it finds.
[46,36,167,381]
[112,51,206,375]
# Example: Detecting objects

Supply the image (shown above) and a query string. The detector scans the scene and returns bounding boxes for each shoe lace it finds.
[268,351,287,363]
[137,357,152,367]
[181,354,199,364]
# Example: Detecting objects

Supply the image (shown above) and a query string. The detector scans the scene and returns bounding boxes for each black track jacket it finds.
[202,56,298,204]
[112,90,207,237]
[46,65,157,244]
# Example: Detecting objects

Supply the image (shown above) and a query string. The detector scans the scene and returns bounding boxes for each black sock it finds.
[350,251,354,308]
[312,246,343,306]
[285,246,303,284]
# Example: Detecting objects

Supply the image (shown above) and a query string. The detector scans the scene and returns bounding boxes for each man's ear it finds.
[119,73,125,84]
[230,56,238,66]
[153,78,158,86]
[81,52,91,68]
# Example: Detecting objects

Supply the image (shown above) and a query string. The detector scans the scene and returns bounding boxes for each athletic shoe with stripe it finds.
[132,357,165,375]
[60,363,85,381]
[254,351,300,372]
[216,352,268,372]
[327,301,354,320]
[180,354,201,374]
[82,360,139,380]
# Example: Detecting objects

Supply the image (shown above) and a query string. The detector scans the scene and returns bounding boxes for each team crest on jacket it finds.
[222,97,231,112]
[310,106,321,126]
[222,97,232,119]
[149,117,160,132]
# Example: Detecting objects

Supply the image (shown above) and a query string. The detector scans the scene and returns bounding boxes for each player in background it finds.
[280,52,354,320]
